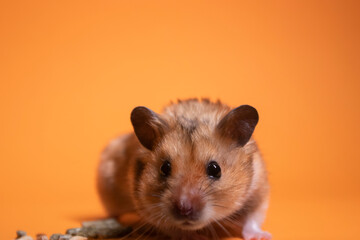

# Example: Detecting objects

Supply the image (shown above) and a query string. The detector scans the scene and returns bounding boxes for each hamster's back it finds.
[97,133,140,216]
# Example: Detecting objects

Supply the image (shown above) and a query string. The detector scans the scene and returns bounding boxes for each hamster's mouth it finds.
[176,220,205,230]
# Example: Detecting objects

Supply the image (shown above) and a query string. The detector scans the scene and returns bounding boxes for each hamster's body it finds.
[97,99,271,240]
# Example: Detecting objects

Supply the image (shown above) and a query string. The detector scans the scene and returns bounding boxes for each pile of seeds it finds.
[15,218,132,240]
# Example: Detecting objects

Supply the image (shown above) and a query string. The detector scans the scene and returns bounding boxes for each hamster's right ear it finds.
[131,106,168,151]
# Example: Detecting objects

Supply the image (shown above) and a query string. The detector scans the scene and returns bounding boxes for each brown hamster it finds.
[97,99,271,240]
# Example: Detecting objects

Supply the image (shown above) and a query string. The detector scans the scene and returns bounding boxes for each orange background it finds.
[1,1,360,239]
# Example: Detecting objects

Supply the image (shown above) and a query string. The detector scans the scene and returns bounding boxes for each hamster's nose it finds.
[173,199,194,218]
[172,196,204,220]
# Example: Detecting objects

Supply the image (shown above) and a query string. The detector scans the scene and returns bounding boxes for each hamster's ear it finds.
[131,106,167,151]
[216,105,259,147]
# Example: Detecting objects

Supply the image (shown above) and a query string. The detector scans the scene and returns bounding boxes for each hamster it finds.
[97,99,271,240]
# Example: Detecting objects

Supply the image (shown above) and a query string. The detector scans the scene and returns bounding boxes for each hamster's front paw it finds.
[242,229,272,240]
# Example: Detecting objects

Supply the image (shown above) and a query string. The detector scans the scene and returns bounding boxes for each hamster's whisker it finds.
[212,217,232,238]
[198,178,207,192]
[123,205,164,239]
[211,203,229,209]
[221,216,242,232]
[203,182,246,197]
[146,212,167,227]
[120,219,149,240]
[166,186,176,196]
[134,202,163,212]
[132,224,153,240]
[201,180,213,194]
[149,193,162,198]
[129,216,161,240]
[156,212,167,226]
[138,225,156,240]
[206,221,220,240]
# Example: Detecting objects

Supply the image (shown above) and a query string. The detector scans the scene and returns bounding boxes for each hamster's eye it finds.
[207,161,221,179]
[160,160,171,177]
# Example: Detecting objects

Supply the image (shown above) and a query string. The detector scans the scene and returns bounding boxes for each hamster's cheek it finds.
[204,182,243,220]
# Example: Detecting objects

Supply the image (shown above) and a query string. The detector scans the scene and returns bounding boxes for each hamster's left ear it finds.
[216,105,259,147]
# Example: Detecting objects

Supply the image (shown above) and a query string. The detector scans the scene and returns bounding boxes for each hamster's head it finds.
[130,103,259,232]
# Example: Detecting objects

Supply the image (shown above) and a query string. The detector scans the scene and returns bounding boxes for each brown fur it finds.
[97,99,269,239]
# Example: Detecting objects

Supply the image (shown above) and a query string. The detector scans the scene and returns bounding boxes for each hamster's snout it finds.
[173,199,194,218]
[171,190,205,222]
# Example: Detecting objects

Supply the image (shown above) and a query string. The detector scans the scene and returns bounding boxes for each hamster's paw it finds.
[242,229,272,240]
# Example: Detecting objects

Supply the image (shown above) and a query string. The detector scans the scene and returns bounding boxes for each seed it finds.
[65,228,81,236]
[81,218,124,229]
[14,218,131,240]
[80,218,132,238]
[36,234,48,240]
[58,235,71,240]
[77,227,97,238]
[69,237,87,240]
[16,230,27,239]
[17,237,33,240]
[96,227,132,238]
[49,234,62,240]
